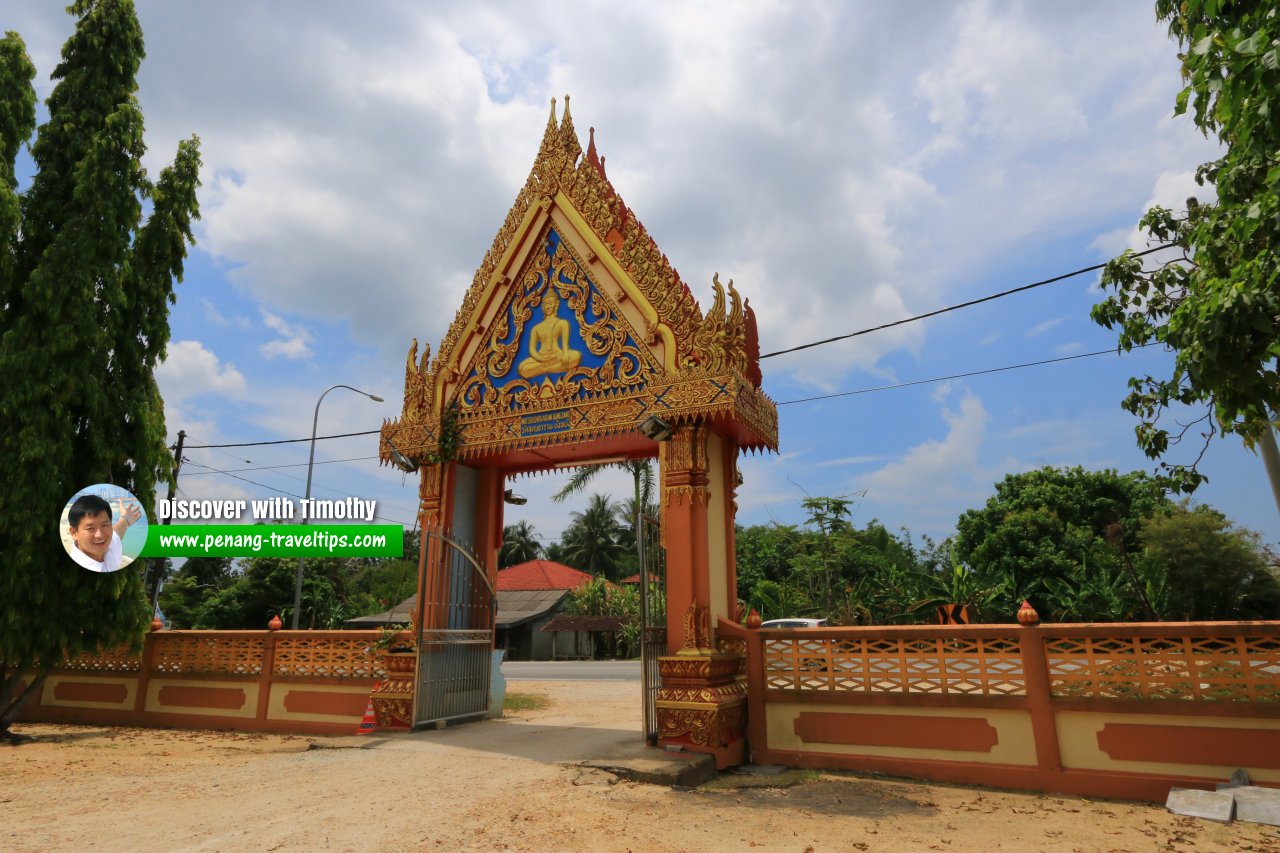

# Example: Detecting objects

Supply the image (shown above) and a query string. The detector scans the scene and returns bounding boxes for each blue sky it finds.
[11,1,1277,547]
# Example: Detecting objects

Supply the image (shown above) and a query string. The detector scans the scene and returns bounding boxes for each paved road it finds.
[501,660,641,681]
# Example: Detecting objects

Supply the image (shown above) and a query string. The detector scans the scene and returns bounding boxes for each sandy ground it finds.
[4,681,1279,853]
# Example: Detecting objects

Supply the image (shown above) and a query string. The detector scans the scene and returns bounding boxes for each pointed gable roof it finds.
[433,96,704,382]
[497,559,597,591]
[380,97,778,471]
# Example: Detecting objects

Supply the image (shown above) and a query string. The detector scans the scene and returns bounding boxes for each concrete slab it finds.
[576,753,717,787]
[1231,787,1280,827]
[1166,788,1236,823]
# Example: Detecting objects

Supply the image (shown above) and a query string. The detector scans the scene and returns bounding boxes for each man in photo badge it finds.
[66,494,142,573]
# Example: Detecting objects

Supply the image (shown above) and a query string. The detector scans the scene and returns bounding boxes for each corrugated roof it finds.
[345,594,417,628]
[497,589,567,628]
[541,614,633,632]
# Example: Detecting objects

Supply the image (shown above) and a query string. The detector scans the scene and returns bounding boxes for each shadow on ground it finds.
[697,777,941,819]
[326,716,651,766]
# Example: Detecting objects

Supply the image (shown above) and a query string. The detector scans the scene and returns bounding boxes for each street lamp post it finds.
[291,384,384,630]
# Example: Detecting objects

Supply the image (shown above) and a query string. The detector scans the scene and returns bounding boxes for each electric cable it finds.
[184,430,378,449]
[177,249,1175,448]
[184,434,419,515]
[176,460,413,526]
[759,244,1173,359]
[776,342,1158,406]
[182,456,375,475]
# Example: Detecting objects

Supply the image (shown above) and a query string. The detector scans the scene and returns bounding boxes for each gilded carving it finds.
[681,602,712,652]
[456,227,656,416]
[657,708,717,746]
[378,97,779,477]
[685,274,751,377]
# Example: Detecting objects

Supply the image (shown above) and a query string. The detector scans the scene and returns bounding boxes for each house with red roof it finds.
[346,559,611,660]
[495,560,596,660]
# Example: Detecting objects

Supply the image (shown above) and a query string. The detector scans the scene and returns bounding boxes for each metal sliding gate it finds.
[637,511,667,744]
[414,530,495,728]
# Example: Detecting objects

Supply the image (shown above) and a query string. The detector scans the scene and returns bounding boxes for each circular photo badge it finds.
[60,484,148,573]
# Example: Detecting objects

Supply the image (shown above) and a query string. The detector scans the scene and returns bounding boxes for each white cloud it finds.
[916,1,1089,154]
[156,340,247,403]
[1091,169,1213,258]
[259,310,313,360]
[862,394,999,517]
[1026,317,1068,338]
[813,454,883,469]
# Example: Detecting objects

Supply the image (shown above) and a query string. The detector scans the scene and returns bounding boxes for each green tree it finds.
[954,467,1172,619]
[563,576,641,657]
[561,493,626,579]
[1139,502,1280,620]
[736,522,804,596]
[156,556,234,629]
[0,2,201,737]
[194,555,364,630]
[553,459,654,572]
[1093,0,1280,504]
[906,544,1011,625]
[500,520,543,567]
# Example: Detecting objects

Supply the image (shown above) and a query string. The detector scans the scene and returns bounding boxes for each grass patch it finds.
[503,692,549,712]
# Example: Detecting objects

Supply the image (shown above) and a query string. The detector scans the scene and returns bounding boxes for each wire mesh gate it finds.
[636,511,667,744]
[414,530,495,728]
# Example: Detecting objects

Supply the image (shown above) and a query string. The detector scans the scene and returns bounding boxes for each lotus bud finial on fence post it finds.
[268,614,283,631]
[1016,600,1040,626]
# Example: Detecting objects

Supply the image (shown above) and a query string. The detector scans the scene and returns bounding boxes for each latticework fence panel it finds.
[763,634,1026,696]
[272,636,384,679]
[61,646,142,672]
[150,634,266,675]
[1045,634,1280,702]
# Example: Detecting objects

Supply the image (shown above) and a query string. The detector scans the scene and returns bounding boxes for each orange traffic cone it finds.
[356,691,378,735]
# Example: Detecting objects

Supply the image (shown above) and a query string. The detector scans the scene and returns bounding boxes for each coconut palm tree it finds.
[562,494,627,579]
[499,520,543,568]
[553,459,655,558]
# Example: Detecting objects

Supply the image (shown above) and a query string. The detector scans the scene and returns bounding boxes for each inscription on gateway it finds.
[520,409,572,437]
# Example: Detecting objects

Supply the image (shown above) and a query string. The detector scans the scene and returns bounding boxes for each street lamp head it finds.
[503,489,528,506]
[369,394,385,402]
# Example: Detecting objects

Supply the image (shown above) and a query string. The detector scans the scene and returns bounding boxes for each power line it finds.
[179,460,308,500]
[776,343,1159,406]
[183,434,418,517]
[182,456,375,475]
[176,458,409,525]
[184,448,419,514]
[175,249,1175,449]
[184,430,378,449]
[759,244,1173,360]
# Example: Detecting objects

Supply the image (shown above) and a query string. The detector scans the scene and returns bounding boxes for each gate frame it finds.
[378,101,778,764]
[637,510,666,744]
[413,529,495,728]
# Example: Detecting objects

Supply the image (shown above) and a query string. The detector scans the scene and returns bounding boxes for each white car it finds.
[759,618,828,629]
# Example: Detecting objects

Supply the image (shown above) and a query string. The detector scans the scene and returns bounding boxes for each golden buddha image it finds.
[517,288,581,379]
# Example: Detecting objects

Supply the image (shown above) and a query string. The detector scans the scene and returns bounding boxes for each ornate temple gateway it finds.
[380,97,777,766]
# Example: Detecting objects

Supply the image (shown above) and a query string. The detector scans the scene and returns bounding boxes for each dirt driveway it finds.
[4,681,1278,852]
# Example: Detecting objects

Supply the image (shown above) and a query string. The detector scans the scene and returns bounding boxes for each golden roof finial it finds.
[557,93,582,162]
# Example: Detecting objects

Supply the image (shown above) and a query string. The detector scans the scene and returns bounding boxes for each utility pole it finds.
[164,429,186,527]
[1260,424,1280,519]
[147,430,186,616]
